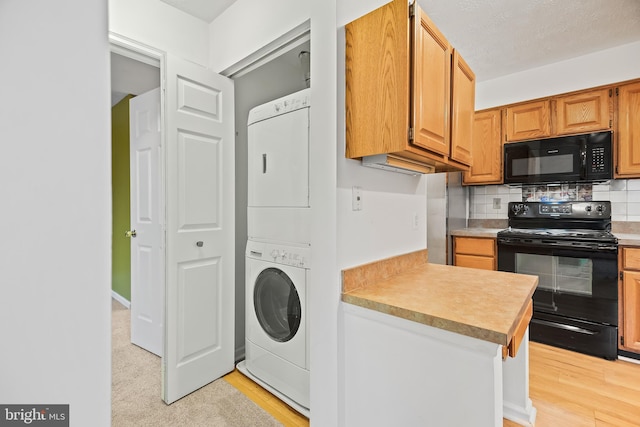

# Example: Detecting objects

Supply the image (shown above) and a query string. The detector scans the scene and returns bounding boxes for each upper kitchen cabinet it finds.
[463,108,502,185]
[555,88,611,135]
[505,88,612,143]
[450,49,475,166]
[617,81,640,177]
[505,100,551,142]
[412,7,451,158]
[345,0,475,174]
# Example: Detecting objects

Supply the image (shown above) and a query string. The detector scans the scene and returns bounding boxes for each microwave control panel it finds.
[590,146,607,173]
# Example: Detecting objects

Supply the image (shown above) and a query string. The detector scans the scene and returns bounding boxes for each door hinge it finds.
[609,119,613,128]
[620,271,624,281]
[409,3,415,18]
[609,88,612,97]
[616,165,619,174]
[616,87,619,96]
[621,336,625,346]
[409,127,415,141]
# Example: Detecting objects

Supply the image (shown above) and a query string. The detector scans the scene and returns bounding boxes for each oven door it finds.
[497,238,618,325]
[498,237,618,359]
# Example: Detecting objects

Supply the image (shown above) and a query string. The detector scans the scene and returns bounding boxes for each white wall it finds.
[309,1,339,425]
[335,1,427,272]
[208,0,310,73]
[0,0,111,425]
[476,40,640,110]
[109,0,209,66]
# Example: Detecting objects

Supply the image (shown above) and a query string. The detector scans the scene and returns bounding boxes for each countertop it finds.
[341,251,538,347]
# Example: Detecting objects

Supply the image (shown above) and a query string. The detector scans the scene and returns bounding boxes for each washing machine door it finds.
[254,268,301,342]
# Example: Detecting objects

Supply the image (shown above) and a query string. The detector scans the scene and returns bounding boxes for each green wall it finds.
[111,95,133,301]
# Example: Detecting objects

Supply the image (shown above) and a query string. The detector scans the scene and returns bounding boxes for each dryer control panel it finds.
[246,240,311,269]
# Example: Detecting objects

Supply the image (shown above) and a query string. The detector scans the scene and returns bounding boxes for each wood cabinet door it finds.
[344,0,409,159]
[463,109,502,184]
[411,5,451,156]
[554,89,611,135]
[622,271,640,353]
[505,100,551,142]
[617,81,640,177]
[450,49,475,166]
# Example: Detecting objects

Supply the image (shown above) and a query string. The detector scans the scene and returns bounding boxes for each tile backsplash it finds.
[469,179,640,222]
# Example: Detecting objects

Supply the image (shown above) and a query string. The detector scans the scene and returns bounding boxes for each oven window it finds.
[515,253,593,296]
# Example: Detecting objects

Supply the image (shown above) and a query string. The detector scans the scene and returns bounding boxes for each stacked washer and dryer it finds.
[237,88,311,416]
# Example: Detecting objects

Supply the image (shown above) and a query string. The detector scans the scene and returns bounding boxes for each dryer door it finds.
[254,267,301,342]
[247,107,309,208]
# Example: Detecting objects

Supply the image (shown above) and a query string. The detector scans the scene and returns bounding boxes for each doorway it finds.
[226,33,310,362]
[110,48,161,311]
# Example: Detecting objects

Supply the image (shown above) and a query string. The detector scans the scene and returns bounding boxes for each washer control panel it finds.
[246,240,311,269]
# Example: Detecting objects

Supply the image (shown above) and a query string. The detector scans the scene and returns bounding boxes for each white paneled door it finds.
[163,54,235,404]
[130,88,164,357]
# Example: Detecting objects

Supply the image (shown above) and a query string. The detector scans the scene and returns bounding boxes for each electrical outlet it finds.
[412,212,419,230]
[352,186,363,211]
[493,197,501,209]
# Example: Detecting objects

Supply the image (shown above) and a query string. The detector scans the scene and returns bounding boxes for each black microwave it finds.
[503,131,613,185]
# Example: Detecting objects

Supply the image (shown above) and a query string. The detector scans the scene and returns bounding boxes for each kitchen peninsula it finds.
[341,250,538,427]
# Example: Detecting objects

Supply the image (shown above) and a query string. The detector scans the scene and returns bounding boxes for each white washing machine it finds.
[239,239,310,414]
[247,88,311,245]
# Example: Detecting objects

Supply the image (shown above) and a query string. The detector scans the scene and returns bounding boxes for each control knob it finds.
[511,203,525,215]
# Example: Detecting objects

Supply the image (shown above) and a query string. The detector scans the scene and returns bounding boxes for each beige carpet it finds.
[111,299,282,426]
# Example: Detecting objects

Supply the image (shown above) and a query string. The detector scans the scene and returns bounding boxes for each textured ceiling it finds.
[420,0,640,81]
[157,0,640,82]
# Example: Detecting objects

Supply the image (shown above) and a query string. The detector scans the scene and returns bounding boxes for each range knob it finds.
[585,205,592,212]
[596,204,605,213]
[511,203,525,215]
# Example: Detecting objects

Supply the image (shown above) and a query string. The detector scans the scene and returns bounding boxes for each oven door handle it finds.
[531,318,596,335]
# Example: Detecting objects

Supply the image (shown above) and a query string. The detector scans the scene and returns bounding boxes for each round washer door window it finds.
[254,267,301,343]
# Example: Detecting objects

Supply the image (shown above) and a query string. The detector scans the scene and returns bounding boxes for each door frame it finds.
[109,32,166,338]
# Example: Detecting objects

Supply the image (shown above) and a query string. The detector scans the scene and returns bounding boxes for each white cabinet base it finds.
[341,303,535,427]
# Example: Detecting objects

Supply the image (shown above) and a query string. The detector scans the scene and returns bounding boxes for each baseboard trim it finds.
[112,291,130,308]
[503,400,537,427]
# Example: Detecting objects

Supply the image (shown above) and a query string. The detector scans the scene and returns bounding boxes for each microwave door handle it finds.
[580,140,587,179]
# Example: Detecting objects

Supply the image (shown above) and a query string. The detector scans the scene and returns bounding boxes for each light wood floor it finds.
[506,342,640,427]
[228,342,640,427]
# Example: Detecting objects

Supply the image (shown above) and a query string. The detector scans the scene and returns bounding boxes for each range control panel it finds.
[508,201,611,219]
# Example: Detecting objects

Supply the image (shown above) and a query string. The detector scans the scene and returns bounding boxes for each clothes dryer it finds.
[241,239,310,412]
[247,88,311,245]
